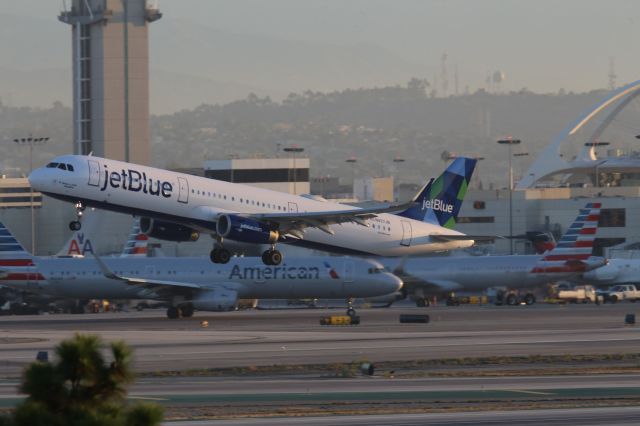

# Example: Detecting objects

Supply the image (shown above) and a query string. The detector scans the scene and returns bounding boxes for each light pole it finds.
[392,157,405,201]
[497,138,521,254]
[13,136,49,254]
[283,145,304,195]
[346,156,357,197]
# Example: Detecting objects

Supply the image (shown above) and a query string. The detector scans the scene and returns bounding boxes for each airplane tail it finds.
[0,222,34,264]
[531,203,602,273]
[0,222,46,286]
[121,218,149,257]
[396,157,477,228]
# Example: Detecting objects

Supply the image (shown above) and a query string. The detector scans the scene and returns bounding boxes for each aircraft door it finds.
[87,160,101,187]
[400,220,412,246]
[288,202,298,213]
[177,177,189,204]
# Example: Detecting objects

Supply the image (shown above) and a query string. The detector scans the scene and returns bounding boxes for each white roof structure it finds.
[517,80,640,189]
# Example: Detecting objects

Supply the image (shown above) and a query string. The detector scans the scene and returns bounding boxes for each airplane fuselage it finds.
[382,254,604,292]
[29,155,473,257]
[1,256,401,301]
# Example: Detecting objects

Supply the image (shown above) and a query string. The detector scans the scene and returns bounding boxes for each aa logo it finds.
[67,233,94,256]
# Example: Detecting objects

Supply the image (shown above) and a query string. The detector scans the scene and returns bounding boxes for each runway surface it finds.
[2,303,640,421]
[162,407,640,425]
[0,303,639,375]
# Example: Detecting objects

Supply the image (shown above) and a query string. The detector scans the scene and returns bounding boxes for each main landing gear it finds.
[68,202,85,231]
[261,246,283,266]
[166,303,195,319]
[210,246,231,264]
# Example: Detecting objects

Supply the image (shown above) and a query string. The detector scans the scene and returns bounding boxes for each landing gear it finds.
[261,246,283,266]
[346,299,356,317]
[166,306,181,319]
[210,247,231,264]
[415,298,430,308]
[179,303,194,318]
[68,202,85,231]
[209,236,231,264]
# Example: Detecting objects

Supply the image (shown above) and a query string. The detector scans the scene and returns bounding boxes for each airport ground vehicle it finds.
[557,285,597,303]
[603,284,640,303]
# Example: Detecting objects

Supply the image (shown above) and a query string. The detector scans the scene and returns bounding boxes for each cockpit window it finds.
[57,163,67,170]
[46,162,59,168]
[368,267,384,274]
[66,164,74,172]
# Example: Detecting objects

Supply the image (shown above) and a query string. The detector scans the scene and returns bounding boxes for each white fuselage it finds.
[583,258,640,286]
[29,155,473,257]
[381,255,603,292]
[1,256,401,301]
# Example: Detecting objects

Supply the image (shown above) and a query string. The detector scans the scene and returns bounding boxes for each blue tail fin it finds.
[0,222,33,260]
[396,157,477,228]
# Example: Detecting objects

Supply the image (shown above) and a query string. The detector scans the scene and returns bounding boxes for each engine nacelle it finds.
[139,217,199,242]
[366,291,404,305]
[191,289,238,312]
[216,214,278,244]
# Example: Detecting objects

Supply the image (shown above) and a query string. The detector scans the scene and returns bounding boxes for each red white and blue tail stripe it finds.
[530,203,601,273]
[0,222,45,282]
[121,218,149,257]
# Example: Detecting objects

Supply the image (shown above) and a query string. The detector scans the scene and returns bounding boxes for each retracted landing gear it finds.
[68,202,85,231]
[209,237,231,264]
[261,246,283,266]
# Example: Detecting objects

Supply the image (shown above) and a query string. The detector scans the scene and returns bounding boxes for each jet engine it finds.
[216,214,278,244]
[139,217,199,242]
[191,289,238,312]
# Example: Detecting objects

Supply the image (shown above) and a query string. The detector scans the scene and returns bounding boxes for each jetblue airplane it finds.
[383,203,606,306]
[0,223,402,318]
[29,155,480,265]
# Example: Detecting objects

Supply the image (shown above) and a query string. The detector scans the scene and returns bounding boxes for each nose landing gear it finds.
[68,202,85,231]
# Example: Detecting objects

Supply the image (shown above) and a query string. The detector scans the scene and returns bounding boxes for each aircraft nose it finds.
[28,167,48,191]
[380,272,404,294]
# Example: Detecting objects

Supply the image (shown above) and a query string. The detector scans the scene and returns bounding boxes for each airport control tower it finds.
[59,0,161,165]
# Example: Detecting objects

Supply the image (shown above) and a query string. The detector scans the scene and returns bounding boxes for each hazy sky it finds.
[5,0,640,94]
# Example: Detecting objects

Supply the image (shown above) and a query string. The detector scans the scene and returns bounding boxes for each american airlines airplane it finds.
[28,155,480,265]
[0,223,402,318]
[382,203,606,306]
[583,255,640,286]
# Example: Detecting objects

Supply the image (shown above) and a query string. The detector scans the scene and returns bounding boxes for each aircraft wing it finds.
[392,259,462,291]
[430,234,501,242]
[92,255,203,294]
[241,201,412,236]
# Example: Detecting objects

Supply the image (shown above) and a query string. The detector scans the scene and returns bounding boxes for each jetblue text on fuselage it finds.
[99,165,173,198]
[422,198,454,213]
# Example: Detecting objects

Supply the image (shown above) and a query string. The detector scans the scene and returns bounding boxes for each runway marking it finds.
[509,389,555,395]
[128,395,168,401]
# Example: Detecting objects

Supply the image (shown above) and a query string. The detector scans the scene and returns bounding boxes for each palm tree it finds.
[2,333,163,426]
